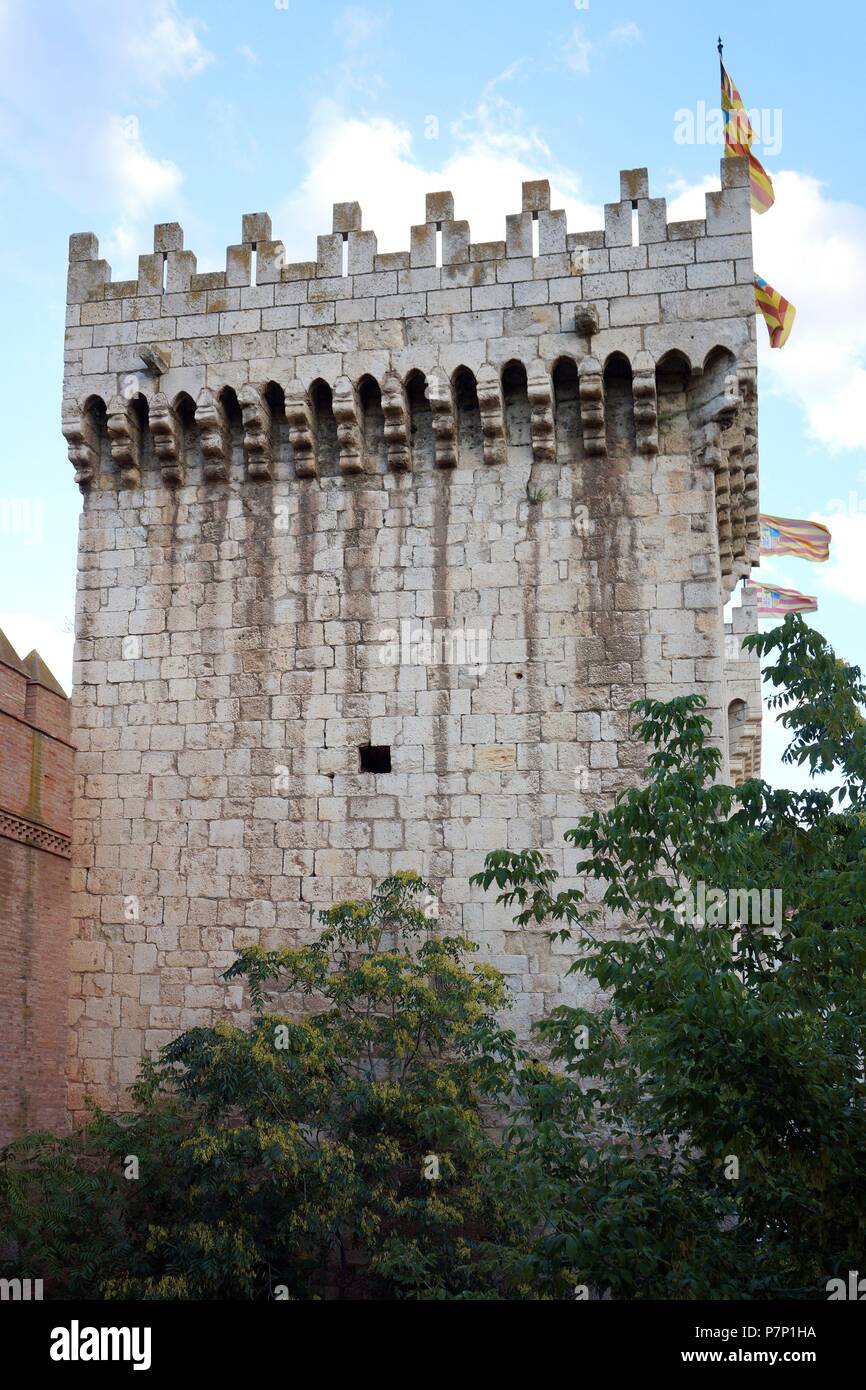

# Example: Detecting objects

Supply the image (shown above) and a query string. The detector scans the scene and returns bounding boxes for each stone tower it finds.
[61,157,762,1119]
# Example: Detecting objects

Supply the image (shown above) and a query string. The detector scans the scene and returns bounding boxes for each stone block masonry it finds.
[61,159,763,1119]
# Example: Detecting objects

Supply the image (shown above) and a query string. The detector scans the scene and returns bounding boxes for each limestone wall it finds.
[725,585,763,784]
[61,158,762,1117]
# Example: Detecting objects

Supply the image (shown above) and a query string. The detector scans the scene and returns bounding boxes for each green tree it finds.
[5,618,865,1301]
[1,874,525,1300]
[475,616,866,1299]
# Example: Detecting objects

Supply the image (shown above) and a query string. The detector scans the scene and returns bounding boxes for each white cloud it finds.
[238,45,258,64]
[0,1,212,109]
[99,114,184,264]
[751,171,866,452]
[0,613,74,695]
[669,170,866,453]
[609,22,642,44]
[666,175,719,221]
[809,512,866,605]
[102,114,184,215]
[0,2,196,277]
[124,0,213,90]
[276,79,600,262]
[564,25,592,75]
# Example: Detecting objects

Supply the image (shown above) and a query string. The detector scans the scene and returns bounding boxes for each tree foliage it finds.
[3,616,865,1300]
[1,875,526,1300]
[473,616,866,1297]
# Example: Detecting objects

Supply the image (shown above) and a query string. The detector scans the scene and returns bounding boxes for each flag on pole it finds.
[754,275,797,348]
[759,515,831,562]
[745,583,818,617]
[720,61,775,213]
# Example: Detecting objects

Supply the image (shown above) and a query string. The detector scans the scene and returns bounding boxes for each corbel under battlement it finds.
[62,159,760,598]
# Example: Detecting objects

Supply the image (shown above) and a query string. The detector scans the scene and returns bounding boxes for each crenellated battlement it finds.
[65,161,754,312]
[62,159,759,591]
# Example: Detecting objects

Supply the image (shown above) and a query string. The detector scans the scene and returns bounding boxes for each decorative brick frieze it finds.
[0,807,71,859]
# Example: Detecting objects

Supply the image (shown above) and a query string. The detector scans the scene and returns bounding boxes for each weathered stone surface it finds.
[63,163,763,1118]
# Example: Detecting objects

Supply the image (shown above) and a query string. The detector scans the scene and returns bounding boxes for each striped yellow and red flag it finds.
[759,515,831,562]
[721,61,775,213]
[754,275,796,348]
[745,583,818,617]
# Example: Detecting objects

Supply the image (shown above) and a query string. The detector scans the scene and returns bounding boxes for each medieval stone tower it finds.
[61,156,762,1118]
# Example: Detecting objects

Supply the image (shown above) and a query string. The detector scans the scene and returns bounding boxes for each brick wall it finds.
[0,634,73,1144]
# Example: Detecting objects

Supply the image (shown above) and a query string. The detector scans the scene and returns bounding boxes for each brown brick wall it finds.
[0,642,73,1145]
[0,840,72,1139]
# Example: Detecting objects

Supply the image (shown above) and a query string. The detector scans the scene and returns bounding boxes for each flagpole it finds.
[718,34,725,80]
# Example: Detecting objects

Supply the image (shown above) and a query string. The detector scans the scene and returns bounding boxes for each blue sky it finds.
[1,0,864,791]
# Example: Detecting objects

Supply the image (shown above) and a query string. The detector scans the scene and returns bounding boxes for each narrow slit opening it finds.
[250,243,257,286]
[532,212,540,259]
[342,234,349,277]
[631,203,639,247]
[435,223,443,268]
